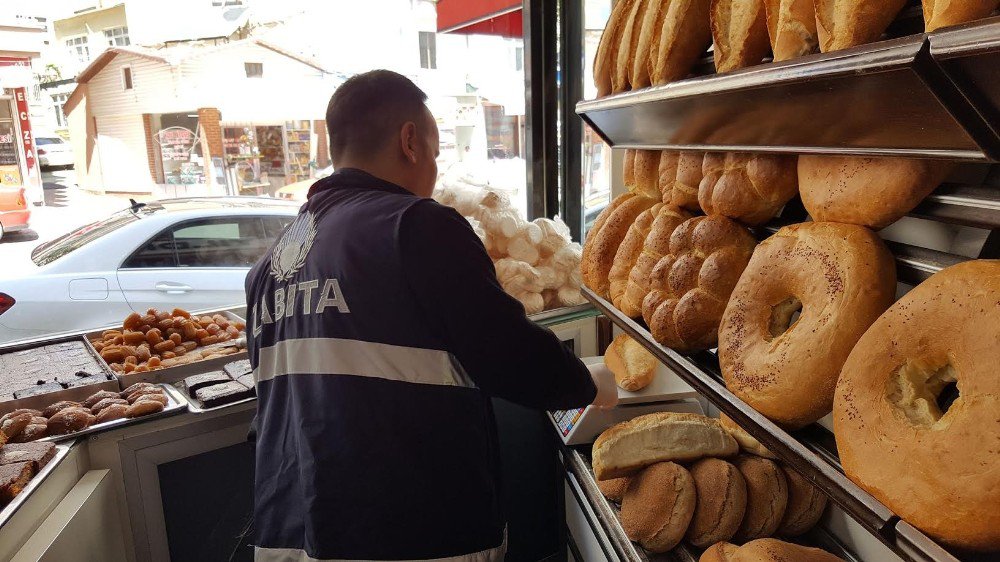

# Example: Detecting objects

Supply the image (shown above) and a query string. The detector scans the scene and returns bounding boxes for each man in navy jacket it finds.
[246,70,615,562]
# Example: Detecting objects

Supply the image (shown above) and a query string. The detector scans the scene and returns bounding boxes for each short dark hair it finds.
[325,70,429,162]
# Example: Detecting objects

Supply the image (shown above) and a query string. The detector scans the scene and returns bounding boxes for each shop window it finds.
[52,93,69,127]
[515,46,524,71]
[418,31,437,69]
[124,217,273,269]
[104,26,130,47]
[244,62,263,78]
[122,66,134,91]
[66,36,89,64]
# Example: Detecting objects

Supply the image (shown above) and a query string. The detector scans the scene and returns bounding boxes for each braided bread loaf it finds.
[642,215,756,351]
[698,153,799,226]
[662,152,705,211]
[619,205,692,318]
[610,203,665,311]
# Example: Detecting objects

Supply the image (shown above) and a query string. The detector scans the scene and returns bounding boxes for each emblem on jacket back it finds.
[271,212,317,282]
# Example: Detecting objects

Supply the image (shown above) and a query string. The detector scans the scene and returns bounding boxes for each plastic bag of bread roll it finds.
[557,285,587,307]
[533,216,571,258]
[494,258,545,315]
[507,226,543,266]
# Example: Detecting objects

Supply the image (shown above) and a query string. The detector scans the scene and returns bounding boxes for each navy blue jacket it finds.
[246,169,596,561]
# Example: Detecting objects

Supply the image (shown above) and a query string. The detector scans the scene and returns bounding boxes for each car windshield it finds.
[31,209,139,266]
[35,137,64,146]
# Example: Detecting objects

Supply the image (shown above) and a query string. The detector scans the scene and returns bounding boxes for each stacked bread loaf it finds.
[434,184,585,314]
[593,412,828,553]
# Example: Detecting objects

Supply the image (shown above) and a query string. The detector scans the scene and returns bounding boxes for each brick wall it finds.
[198,107,224,159]
[141,114,162,183]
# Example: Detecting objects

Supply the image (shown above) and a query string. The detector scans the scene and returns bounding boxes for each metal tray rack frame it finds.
[583,287,986,562]
[0,444,71,530]
[576,17,1000,161]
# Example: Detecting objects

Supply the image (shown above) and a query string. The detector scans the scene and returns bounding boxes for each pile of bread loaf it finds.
[587,1,1000,553]
[434,185,586,314]
[592,412,838,559]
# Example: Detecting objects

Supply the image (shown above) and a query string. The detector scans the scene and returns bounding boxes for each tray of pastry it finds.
[177,359,257,414]
[0,384,187,445]
[0,442,70,530]
[83,308,248,387]
[0,336,119,407]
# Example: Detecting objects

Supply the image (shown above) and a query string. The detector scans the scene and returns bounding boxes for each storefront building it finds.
[0,16,46,204]
[63,38,333,197]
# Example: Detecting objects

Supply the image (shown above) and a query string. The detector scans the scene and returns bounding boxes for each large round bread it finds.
[620,462,696,553]
[700,542,739,562]
[834,260,1000,551]
[583,194,659,298]
[698,153,799,226]
[592,412,738,480]
[686,458,747,547]
[799,155,953,229]
[777,465,827,537]
[597,476,631,502]
[719,222,896,428]
[923,0,1000,32]
[610,203,663,311]
[733,455,788,542]
[814,0,907,52]
[643,215,756,352]
[732,538,845,562]
[620,205,692,318]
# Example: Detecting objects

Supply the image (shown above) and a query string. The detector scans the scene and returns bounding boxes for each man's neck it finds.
[334,159,417,196]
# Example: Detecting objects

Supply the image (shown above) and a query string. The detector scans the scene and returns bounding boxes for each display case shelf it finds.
[581,287,963,562]
[576,18,1000,161]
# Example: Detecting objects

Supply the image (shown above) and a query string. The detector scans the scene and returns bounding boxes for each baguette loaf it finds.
[652,0,713,85]
[594,0,635,97]
[814,0,907,52]
[615,0,653,94]
[593,412,738,480]
[604,333,657,391]
[610,204,663,311]
[633,0,671,89]
[924,0,999,31]
[581,193,635,289]
[763,0,818,61]
[710,0,771,72]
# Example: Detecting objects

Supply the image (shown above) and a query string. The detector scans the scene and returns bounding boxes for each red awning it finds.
[437,0,522,38]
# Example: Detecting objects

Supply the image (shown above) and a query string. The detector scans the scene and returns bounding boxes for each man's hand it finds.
[588,362,619,410]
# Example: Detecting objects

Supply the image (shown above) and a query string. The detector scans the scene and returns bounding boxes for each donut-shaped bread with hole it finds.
[719,222,896,429]
[642,215,756,352]
[834,260,1000,551]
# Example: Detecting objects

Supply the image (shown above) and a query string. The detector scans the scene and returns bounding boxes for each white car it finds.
[36,136,75,169]
[0,197,299,344]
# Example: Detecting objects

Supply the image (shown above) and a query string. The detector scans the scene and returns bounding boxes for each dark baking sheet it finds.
[0,444,71,530]
[38,383,187,444]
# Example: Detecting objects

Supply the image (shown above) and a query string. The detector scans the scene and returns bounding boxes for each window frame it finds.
[103,26,130,47]
[65,35,90,64]
[119,215,287,270]
[121,65,134,91]
[418,31,437,70]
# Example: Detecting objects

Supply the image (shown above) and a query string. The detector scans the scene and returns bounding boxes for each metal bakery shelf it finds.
[581,287,963,562]
[576,17,1000,162]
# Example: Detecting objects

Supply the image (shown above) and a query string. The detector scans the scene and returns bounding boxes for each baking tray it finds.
[0,336,119,413]
[82,310,248,387]
[37,383,187,444]
[0,444,71,530]
[174,380,256,414]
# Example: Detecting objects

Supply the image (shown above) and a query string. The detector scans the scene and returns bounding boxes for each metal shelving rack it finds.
[573,12,1000,562]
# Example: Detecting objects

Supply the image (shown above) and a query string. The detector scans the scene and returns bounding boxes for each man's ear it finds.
[400,121,418,164]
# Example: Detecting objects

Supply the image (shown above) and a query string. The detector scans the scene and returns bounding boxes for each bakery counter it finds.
[561,445,866,562]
